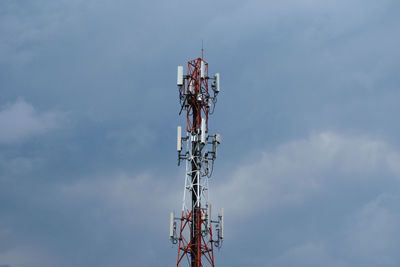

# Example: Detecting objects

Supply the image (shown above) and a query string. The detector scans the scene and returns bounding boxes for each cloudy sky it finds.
[1,0,400,266]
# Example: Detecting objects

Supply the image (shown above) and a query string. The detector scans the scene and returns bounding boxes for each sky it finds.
[1,0,400,266]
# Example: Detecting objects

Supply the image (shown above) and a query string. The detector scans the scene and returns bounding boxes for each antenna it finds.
[211,73,220,96]
[171,52,224,266]
[170,212,175,239]
[177,126,182,152]
[202,40,204,59]
[200,119,206,144]
[177,66,183,86]
[207,203,211,230]
[200,60,205,79]
[189,80,195,94]
[220,208,224,240]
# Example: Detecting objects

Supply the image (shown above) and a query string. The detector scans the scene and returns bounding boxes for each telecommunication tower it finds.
[170,51,223,267]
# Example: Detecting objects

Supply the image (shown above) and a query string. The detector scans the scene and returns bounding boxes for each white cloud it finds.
[0,99,64,144]
[62,131,400,240]
[58,171,181,229]
[211,132,400,266]
[214,132,400,218]
[267,193,400,266]
[4,131,397,267]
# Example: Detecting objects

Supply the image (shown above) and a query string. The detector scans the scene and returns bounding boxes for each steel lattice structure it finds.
[170,52,223,267]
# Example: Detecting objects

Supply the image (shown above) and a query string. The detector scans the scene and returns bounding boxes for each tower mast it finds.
[170,52,223,267]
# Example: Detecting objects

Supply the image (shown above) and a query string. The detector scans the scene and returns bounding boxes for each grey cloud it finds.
[269,242,348,267]
[0,244,53,267]
[1,0,400,266]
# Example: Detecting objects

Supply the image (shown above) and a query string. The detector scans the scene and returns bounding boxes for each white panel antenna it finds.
[215,133,221,144]
[177,126,182,152]
[177,66,183,86]
[212,133,221,158]
[214,73,220,93]
[200,60,205,78]
[170,212,175,238]
[201,119,206,144]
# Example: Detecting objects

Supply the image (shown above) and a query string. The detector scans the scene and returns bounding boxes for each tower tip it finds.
[202,40,204,59]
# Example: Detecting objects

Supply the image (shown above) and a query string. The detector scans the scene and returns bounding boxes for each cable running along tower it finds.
[170,51,223,267]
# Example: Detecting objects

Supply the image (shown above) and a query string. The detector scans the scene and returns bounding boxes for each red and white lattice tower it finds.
[170,51,223,267]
